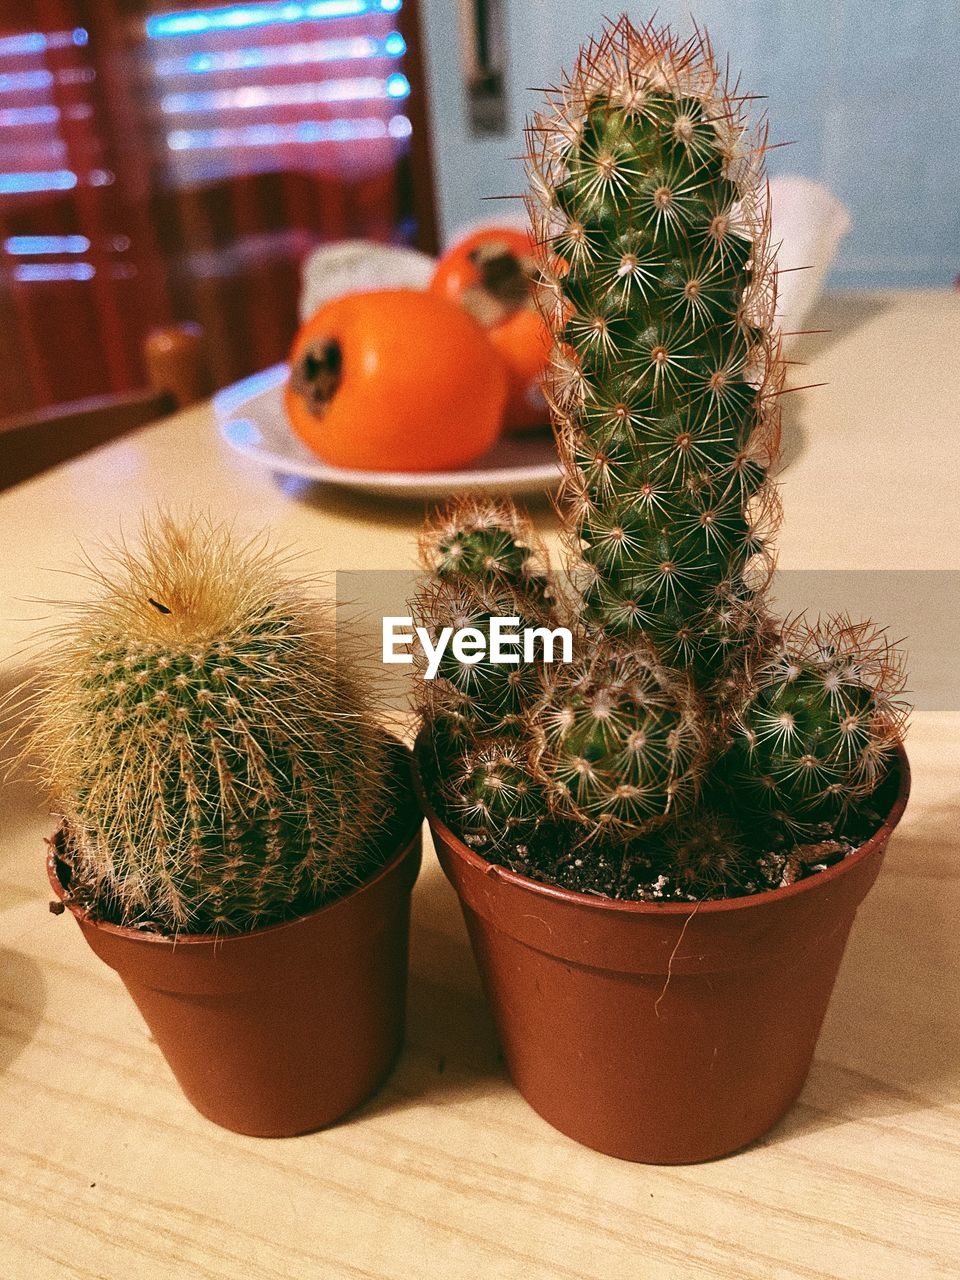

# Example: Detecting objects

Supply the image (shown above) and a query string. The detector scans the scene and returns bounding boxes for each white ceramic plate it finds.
[214,364,561,499]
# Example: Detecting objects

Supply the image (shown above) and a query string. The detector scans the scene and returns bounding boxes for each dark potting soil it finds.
[436,765,902,904]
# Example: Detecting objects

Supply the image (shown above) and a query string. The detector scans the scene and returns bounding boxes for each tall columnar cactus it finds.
[527,16,782,700]
[443,741,545,853]
[25,513,405,933]
[413,17,908,897]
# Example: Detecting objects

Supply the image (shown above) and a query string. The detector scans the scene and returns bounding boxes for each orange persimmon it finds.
[285,289,507,472]
[430,227,553,433]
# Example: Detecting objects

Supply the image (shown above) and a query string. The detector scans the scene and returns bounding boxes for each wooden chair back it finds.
[0,323,209,492]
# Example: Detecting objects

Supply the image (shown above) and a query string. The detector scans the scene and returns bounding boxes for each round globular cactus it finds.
[418,496,551,596]
[530,649,705,842]
[25,513,407,934]
[417,496,558,626]
[439,741,546,854]
[726,616,908,831]
[413,576,547,741]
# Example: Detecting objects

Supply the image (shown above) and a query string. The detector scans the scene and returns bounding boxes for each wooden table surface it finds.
[1,290,959,1279]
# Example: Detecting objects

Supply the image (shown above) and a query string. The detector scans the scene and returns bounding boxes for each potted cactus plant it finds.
[412,17,910,1163]
[19,513,421,1136]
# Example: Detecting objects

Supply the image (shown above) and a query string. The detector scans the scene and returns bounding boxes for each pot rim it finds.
[412,730,910,918]
[48,804,424,951]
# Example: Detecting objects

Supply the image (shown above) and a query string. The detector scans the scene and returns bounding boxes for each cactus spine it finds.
[26,513,406,934]
[414,17,907,898]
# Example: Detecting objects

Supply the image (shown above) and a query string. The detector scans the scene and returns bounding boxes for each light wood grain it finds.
[1,291,959,1279]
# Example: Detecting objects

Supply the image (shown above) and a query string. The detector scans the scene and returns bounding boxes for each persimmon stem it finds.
[291,337,342,416]
[472,245,530,305]
[461,243,535,327]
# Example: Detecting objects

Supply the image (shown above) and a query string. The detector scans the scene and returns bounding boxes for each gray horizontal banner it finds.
[335,570,960,713]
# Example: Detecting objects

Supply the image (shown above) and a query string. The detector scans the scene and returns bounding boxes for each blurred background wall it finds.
[0,0,438,415]
[420,0,960,288]
[1,0,955,420]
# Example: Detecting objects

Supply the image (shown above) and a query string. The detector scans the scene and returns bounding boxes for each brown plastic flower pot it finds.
[48,812,422,1138]
[415,738,910,1164]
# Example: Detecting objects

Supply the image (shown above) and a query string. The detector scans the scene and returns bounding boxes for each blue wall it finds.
[419,0,959,288]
